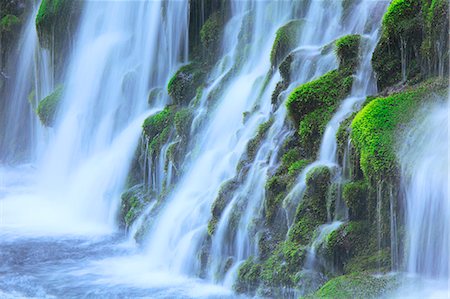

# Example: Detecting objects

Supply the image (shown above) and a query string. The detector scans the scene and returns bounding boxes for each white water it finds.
[391,99,449,298]
[1,0,188,235]
[2,0,446,298]
[283,0,388,225]
[0,3,51,163]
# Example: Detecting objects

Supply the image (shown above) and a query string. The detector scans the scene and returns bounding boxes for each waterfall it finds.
[401,100,449,278]
[0,0,188,235]
[0,2,51,164]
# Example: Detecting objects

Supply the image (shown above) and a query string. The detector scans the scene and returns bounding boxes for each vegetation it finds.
[36,85,64,127]
[270,19,304,67]
[167,63,206,105]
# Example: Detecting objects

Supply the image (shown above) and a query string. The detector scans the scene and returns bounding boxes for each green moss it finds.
[36,85,64,127]
[287,69,353,128]
[289,166,330,246]
[324,221,369,270]
[142,106,176,154]
[351,78,447,181]
[167,63,206,105]
[342,181,368,220]
[288,159,310,177]
[208,179,238,236]
[372,0,424,90]
[298,106,336,158]
[344,248,392,274]
[234,257,262,294]
[199,11,225,62]
[309,272,400,299]
[270,19,304,67]
[0,14,20,32]
[174,107,193,138]
[335,34,361,71]
[246,118,274,161]
[35,0,82,49]
[120,184,149,228]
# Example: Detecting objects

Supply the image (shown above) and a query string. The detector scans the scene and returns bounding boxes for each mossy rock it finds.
[324,221,369,271]
[289,166,331,246]
[344,248,392,274]
[270,19,304,67]
[35,0,82,49]
[335,34,361,71]
[0,14,20,32]
[351,78,448,181]
[142,106,176,154]
[208,179,239,236]
[36,85,64,127]
[167,63,206,105]
[308,272,401,298]
[174,107,194,138]
[287,69,354,127]
[342,181,368,220]
[120,184,149,229]
[199,11,225,63]
[371,0,424,90]
[234,257,262,294]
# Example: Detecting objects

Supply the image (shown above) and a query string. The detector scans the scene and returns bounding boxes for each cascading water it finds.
[392,99,449,298]
[1,0,188,234]
[282,0,389,275]
[0,2,51,163]
[1,0,447,298]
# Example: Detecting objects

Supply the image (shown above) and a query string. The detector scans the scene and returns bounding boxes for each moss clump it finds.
[0,14,20,32]
[289,166,331,246]
[208,179,238,236]
[344,248,392,274]
[287,70,353,127]
[142,106,176,153]
[335,34,361,71]
[270,19,304,67]
[351,78,447,181]
[35,0,82,49]
[342,181,368,220]
[120,184,149,229]
[167,63,206,105]
[36,85,64,127]
[199,11,225,63]
[174,107,193,138]
[309,272,400,299]
[371,0,449,90]
[234,257,262,294]
[324,221,369,270]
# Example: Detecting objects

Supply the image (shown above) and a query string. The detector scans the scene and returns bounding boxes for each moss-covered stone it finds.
[199,11,225,63]
[324,221,369,271]
[142,106,176,154]
[351,78,447,181]
[344,248,392,274]
[234,257,262,294]
[372,0,448,90]
[167,63,206,105]
[335,34,361,71]
[120,184,149,229]
[308,272,400,299]
[289,166,331,246]
[208,179,239,236]
[174,107,194,138]
[36,85,63,127]
[0,14,20,32]
[35,0,82,49]
[342,181,368,220]
[270,19,304,67]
